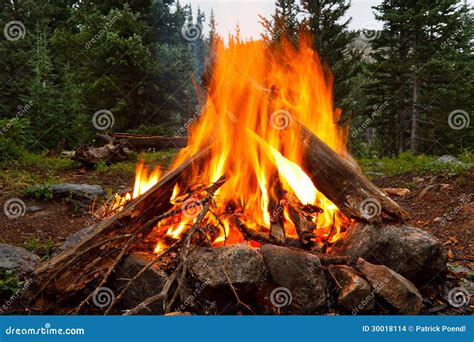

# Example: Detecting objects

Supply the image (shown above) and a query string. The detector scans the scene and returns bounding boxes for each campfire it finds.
[110,37,394,253]
[21,37,447,316]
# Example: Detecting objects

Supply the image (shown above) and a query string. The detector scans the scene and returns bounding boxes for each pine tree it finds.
[261,0,300,47]
[300,0,361,117]
[365,0,473,155]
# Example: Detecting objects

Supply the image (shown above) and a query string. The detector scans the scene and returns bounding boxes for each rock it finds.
[57,224,98,254]
[356,258,423,314]
[29,183,105,204]
[383,188,410,197]
[109,253,168,314]
[25,205,43,214]
[0,244,40,276]
[330,223,446,284]
[437,155,462,164]
[328,265,374,312]
[187,244,268,290]
[260,244,326,313]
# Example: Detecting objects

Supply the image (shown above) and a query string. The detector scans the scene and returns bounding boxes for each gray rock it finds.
[0,244,40,276]
[356,258,423,314]
[328,265,374,312]
[187,244,268,290]
[30,183,105,203]
[260,244,326,313]
[109,253,168,314]
[57,224,98,254]
[436,155,462,164]
[330,223,446,284]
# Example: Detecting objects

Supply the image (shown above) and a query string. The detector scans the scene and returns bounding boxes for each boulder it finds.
[436,155,463,165]
[260,244,326,313]
[57,224,98,254]
[29,183,105,204]
[330,223,446,284]
[187,244,268,290]
[356,258,423,314]
[109,253,168,314]
[328,265,374,312]
[0,244,40,276]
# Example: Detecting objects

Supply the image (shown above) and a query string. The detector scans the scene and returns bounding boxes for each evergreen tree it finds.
[261,0,300,46]
[365,0,473,155]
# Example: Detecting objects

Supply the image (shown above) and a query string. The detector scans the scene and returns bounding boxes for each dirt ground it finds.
[1,169,472,262]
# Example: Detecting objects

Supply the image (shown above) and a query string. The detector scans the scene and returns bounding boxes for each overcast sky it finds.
[187,0,473,40]
[187,0,383,39]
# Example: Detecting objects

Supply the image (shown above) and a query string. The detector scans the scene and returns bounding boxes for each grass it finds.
[358,150,473,177]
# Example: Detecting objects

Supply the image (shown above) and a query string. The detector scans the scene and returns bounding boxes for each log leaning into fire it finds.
[282,123,409,223]
[22,148,211,310]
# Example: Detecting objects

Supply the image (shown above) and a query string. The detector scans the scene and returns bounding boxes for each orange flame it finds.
[114,36,352,250]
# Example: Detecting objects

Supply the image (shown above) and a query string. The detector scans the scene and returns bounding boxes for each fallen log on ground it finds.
[99,133,188,151]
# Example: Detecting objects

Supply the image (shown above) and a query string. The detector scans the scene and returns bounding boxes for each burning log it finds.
[288,204,316,244]
[23,148,211,309]
[282,123,409,223]
[99,133,188,151]
[267,173,286,244]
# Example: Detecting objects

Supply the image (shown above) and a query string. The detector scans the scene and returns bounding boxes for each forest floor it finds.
[0,152,472,265]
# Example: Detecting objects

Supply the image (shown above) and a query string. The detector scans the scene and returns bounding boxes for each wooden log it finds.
[287,204,316,244]
[99,133,188,150]
[72,143,129,167]
[282,123,409,222]
[267,173,286,244]
[23,147,211,306]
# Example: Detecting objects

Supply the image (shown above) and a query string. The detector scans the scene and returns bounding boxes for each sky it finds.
[187,0,384,40]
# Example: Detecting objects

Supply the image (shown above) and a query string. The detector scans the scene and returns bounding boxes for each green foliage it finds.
[359,151,472,176]
[0,270,21,297]
[23,237,54,261]
[24,185,53,200]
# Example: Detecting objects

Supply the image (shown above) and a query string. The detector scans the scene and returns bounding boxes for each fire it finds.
[113,36,352,251]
